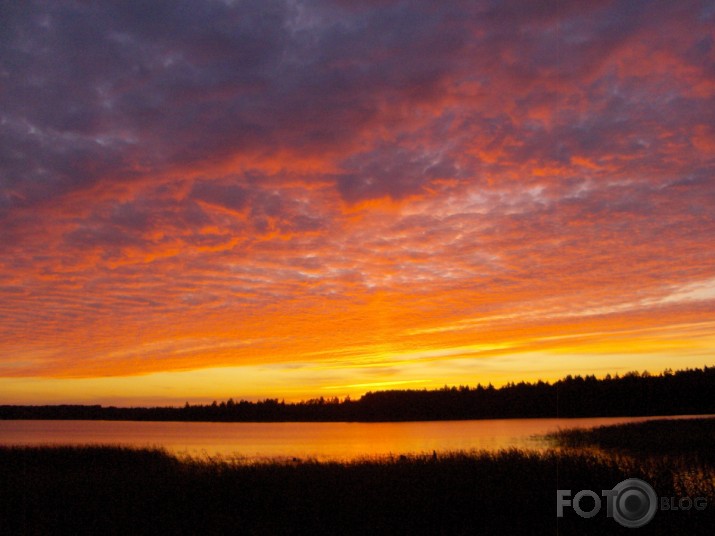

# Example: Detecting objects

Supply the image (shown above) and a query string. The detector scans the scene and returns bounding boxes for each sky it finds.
[1,0,714,406]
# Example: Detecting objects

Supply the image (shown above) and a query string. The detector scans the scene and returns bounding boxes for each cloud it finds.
[3,0,713,209]
[190,180,248,212]
[0,0,714,388]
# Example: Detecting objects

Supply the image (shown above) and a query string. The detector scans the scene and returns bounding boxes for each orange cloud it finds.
[1,1,714,404]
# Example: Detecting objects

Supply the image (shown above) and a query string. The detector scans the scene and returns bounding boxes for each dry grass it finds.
[1,419,714,534]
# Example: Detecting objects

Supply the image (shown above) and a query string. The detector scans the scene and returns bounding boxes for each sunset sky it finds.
[1,0,714,405]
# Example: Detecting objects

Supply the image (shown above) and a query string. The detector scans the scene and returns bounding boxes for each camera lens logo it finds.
[557,478,659,528]
[608,478,658,528]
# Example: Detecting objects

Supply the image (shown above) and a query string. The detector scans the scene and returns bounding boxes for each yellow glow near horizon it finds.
[2,2,715,405]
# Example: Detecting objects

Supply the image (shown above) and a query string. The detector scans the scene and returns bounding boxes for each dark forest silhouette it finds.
[1,366,713,422]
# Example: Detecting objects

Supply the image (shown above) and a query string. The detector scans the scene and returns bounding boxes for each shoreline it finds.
[1,418,714,534]
[2,410,714,424]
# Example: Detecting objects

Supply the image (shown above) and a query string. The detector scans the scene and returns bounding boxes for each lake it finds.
[0,415,706,461]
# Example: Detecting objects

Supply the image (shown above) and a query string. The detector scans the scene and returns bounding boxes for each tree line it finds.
[1,366,713,422]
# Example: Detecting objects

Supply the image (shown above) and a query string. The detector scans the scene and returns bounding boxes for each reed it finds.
[1,419,713,534]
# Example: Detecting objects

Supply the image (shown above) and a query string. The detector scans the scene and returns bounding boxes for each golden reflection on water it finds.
[0,415,703,461]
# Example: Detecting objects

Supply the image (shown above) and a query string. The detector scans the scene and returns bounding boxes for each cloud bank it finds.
[1,0,714,400]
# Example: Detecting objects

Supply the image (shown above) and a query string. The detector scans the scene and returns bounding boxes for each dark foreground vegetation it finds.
[2,366,714,422]
[548,416,715,463]
[1,418,713,535]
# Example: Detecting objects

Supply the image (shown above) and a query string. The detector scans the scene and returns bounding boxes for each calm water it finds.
[0,415,706,461]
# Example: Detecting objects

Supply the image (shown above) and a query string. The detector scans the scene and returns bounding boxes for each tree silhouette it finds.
[1,366,713,422]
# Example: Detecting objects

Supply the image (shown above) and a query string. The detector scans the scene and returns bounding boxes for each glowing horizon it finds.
[1,1,714,406]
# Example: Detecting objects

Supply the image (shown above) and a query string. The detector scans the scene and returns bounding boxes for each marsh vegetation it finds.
[1,418,713,534]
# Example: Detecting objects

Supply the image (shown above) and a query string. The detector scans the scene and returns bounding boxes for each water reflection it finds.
[0,415,706,461]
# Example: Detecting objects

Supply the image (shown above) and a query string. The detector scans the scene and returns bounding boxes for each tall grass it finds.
[547,417,715,459]
[547,416,715,504]
[1,418,713,534]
